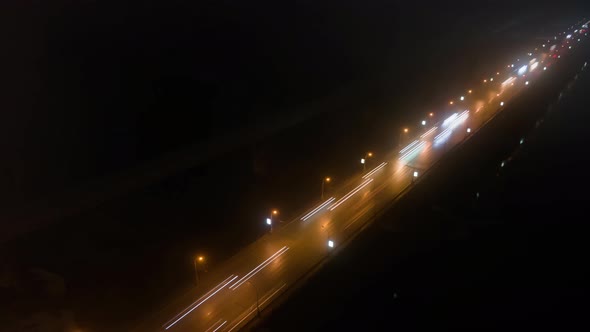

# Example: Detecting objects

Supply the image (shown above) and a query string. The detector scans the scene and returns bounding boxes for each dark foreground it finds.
[258,44,590,331]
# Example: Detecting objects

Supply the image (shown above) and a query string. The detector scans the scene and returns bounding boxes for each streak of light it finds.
[442,113,459,127]
[420,126,438,139]
[362,162,388,179]
[399,140,419,154]
[226,284,287,332]
[329,179,374,211]
[212,321,227,332]
[229,247,289,290]
[300,198,335,221]
[399,141,426,162]
[259,283,287,307]
[205,320,227,332]
[164,275,238,330]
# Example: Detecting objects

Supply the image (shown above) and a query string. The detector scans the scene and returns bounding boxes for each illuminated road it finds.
[135,20,589,332]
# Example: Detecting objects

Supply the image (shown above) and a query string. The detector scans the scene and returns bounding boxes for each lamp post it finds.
[266,210,278,233]
[399,128,409,145]
[194,255,205,286]
[321,177,331,200]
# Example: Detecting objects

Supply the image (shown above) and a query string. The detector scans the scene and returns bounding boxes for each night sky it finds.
[3,0,589,206]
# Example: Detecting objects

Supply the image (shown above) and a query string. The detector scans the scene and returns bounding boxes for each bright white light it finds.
[525,81,529,85]
[467,128,471,133]
[442,113,459,127]
[569,46,572,49]
[400,141,426,162]
[500,101,505,106]
[266,218,272,225]
[520,138,524,144]
[490,78,494,82]
[518,65,528,76]
[578,39,581,42]
[530,62,538,71]
[543,66,547,71]
[567,34,572,39]
[421,120,426,126]
[501,161,505,167]
[511,64,514,68]
[328,240,334,248]
[460,96,465,101]
[542,44,546,47]
[360,158,365,164]
[413,171,419,178]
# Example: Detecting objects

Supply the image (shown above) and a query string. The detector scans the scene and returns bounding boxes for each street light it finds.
[194,255,205,285]
[360,158,366,171]
[327,240,334,248]
[321,177,331,200]
[467,128,471,133]
[266,209,278,232]
[421,120,426,126]
[460,96,465,101]
[399,128,409,146]
[429,112,434,117]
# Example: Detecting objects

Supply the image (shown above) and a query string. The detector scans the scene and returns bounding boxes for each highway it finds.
[136,19,589,332]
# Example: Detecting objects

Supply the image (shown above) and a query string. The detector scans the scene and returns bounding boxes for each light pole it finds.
[194,255,205,286]
[321,177,331,200]
[266,210,278,233]
[399,128,409,145]
[246,281,261,318]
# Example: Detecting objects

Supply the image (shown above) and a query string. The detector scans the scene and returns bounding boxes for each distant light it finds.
[328,240,334,248]
[497,72,500,75]
[483,79,487,83]
[543,66,547,70]
[413,171,419,178]
[490,78,494,82]
[558,55,561,58]
[429,112,434,117]
[272,210,279,215]
[520,138,524,144]
[500,101,505,106]
[578,39,581,42]
[500,161,505,167]
[467,128,471,133]
[421,120,426,126]
[569,46,572,49]
[450,101,454,105]
[542,44,546,47]
[360,158,365,164]
[567,34,572,39]
[517,65,528,76]
[511,64,514,68]
[266,218,272,225]
[460,96,465,101]
[468,90,472,94]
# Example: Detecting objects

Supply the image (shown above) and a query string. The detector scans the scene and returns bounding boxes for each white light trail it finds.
[530,62,538,71]
[399,141,426,162]
[205,320,228,332]
[442,113,458,127]
[212,321,227,332]
[229,246,289,290]
[329,178,374,211]
[362,162,387,179]
[501,77,516,86]
[434,111,469,145]
[518,65,528,76]
[420,126,438,139]
[300,198,335,221]
[164,275,238,330]
[399,140,419,154]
